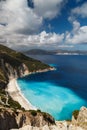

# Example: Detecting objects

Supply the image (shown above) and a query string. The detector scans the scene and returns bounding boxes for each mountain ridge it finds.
[24,49,87,55]
[0,44,53,88]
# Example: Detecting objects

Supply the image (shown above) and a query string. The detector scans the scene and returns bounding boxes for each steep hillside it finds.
[0,44,52,87]
[24,49,55,55]
[0,106,55,130]
[0,44,55,130]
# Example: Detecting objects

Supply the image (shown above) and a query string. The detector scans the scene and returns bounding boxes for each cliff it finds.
[0,44,56,130]
[0,45,86,130]
[0,106,86,130]
[72,107,87,130]
[0,44,53,88]
[0,107,55,130]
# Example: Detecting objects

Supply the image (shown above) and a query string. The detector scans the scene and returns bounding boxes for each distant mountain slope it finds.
[24,49,55,55]
[24,49,87,55]
[0,45,52,88]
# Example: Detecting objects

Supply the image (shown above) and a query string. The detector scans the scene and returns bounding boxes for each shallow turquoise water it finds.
[18,78,86,120]
[17,55,87,120]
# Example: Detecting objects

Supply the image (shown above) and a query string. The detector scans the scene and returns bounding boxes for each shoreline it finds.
[6,67,55,111]
[7,78,36,110]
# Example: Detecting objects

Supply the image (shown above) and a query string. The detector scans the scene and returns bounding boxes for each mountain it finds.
[0,44,56,130]
[24,49,55,55]
[0,45,53,88]
[24,49,87,55]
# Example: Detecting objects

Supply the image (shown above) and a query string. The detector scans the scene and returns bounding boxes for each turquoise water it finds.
[18,79,86,120]
[17,55,87,120]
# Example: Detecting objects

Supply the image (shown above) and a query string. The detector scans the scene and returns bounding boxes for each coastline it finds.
[6,67,55,111]
[7,78,36,110]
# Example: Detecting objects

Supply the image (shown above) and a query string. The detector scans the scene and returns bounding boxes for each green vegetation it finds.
[8,97,21,109]
[1,96,6,103]
[29,110,37,116]
[0,45,50,71]
[37,109,41,113]
[72,110,79,120]
[42,112,55,124]
[0,44,50,86]
[28,109,55,124]
[0,44,55,121]
[0,88,22,110]
[0,88,6,95]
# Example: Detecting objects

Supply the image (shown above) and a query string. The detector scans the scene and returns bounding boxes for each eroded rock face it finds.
[0,107,55,130]
[76,107,87,130]
[0,109,18,130]
[1,106,87,130]
[4,62,29,79]
[71,106,87,130]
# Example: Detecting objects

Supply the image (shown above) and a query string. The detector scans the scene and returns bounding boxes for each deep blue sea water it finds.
[17,55,87,120]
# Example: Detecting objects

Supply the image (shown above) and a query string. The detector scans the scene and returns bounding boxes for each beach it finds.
[7,78,36,110]
[6,67,55,111]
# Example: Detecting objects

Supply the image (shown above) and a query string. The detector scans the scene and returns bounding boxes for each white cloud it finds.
[0,0,42,34]
[72,20,80,34]
[33,0,67,19]
[28,31,64,45]
[0,0,67,35]
[71,2,87,18]
[0,0,67,50]
[67,2,87,45]
[0,31,64,50]
[65,21,87,44]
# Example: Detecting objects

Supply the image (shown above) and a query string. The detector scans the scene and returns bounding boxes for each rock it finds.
[0,107,55,130]
[0,106,86,130]
[0,109,18,130]
[69,124,83,130]
[76,107,87,130]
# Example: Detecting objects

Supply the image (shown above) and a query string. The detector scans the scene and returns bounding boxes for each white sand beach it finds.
[7,78,36,110]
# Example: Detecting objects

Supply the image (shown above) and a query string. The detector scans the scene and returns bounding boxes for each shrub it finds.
[72,110,79,120]
[42,112,55,124]
[30,110,37,116]
[37,109,41,113]
[8,97,21,109]
[1,96,6,103]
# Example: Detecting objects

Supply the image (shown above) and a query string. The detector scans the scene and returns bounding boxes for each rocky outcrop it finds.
[0,107,55,130]
[4,62,29,79]
[0,56,29,80]
[0,108,18,130]
[72,107,87,130]
[11,121,83,130]
[0,106,87,130]
[0,44,53,87]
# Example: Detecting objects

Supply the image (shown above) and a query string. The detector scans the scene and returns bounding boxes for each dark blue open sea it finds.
[17,55,87,120]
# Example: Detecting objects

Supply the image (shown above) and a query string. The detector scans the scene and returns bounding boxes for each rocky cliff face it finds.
[2,61,29,79]
[0,107,55,130]
[0,44,52,87]
[0,106,87,130]
[0,45,86,130]
[11,107,87,130]
[72,107,87,130]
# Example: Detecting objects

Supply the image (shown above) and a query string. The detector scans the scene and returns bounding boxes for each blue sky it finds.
[0,0,87,51]
[45,0,87,33]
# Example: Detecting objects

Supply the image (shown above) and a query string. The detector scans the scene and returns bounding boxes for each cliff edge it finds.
[0,44,53,88]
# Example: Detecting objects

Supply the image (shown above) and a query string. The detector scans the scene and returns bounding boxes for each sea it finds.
[17,55,87,120]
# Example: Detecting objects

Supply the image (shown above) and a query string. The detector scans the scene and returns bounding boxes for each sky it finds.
[0,0,87,51]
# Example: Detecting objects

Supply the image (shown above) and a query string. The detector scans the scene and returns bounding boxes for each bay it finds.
[18,55,87,120]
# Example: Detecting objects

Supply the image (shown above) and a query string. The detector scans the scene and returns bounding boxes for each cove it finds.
[17,55,87,120]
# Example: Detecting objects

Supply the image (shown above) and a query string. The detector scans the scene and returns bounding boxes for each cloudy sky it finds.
[0,0,87,51]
